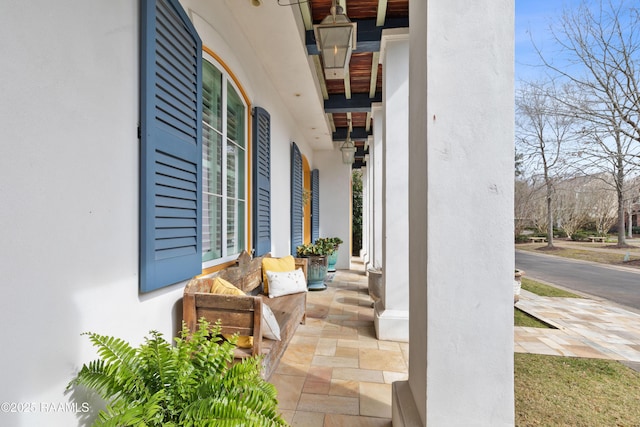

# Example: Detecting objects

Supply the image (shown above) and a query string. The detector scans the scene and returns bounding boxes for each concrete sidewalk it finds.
[515,289,640,363]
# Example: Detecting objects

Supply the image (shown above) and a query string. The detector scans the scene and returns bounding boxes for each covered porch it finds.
[0,0,514,425]
[274,259,408,426]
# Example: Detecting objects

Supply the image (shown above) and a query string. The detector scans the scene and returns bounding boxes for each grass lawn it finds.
[514,307,551,328]
[515,353,640,426]
[521,277,581,298]
[514,277,640,425]
[517,242,640,267]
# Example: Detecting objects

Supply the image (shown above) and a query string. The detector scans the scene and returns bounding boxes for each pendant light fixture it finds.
[313,0,357,80]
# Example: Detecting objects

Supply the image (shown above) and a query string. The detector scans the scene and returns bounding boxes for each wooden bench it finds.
[182,251,308,380]
[528,236,547,243]
[588,236,606,243]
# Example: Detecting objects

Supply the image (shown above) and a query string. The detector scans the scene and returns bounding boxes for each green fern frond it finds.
[85,332,137,371]
[93,400,146,427]
[67,360,115,398]
[69,318,289,427]
[81,332,147,399]
[138,330,176,394]
[181,396,286,427]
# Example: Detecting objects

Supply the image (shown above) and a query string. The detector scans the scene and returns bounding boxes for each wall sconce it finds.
[313,1,357,80]
[340,126,356,164]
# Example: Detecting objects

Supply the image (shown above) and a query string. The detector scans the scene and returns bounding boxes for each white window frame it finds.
[202,53,248,269]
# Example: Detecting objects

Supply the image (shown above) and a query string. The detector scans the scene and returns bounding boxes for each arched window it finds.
[202,56,248,266]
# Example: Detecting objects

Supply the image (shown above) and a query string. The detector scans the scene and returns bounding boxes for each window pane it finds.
[226,199,245,255]
[203,125,223,262]
[226,142,245,200]
[203,127,223,195]
[227,83,245,148]
[203,61,222,132]
[203,194,222,261]
[202,59,224,262]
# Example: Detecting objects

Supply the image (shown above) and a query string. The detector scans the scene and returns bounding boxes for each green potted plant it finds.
[296,240,334,290]
[67,318,287,426]
[317,237,343,272]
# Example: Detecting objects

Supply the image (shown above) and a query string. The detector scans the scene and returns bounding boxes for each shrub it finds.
[571,231,590,241]
[554,229,567,238]
[515,234,530,244]
[68,319,287,426]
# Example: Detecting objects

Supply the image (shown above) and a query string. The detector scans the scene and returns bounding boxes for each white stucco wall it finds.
[0,1,318,425]
[315,150,352,270]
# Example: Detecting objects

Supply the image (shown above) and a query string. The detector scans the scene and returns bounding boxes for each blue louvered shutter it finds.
[311,169,320,242]
[252,107,271,256]
[140,0,202,292]
[291,143,304,255]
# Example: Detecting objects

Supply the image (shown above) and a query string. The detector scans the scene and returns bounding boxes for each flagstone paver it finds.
[516,289,640,362]
[276,262,640,426]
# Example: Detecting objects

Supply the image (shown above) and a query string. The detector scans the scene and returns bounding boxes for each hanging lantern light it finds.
[340,125,356,164]
[313,0,357,80]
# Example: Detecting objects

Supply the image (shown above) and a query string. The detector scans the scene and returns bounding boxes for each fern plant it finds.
[68,318,288,426]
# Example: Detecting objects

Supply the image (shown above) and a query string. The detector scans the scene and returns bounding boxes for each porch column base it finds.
[392,381,423,427]
[374,301,409,342]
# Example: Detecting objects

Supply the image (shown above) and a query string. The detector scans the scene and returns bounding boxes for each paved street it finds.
[515,249,640,311]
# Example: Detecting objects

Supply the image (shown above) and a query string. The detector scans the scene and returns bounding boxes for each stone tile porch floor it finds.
[272,258,406,427]
[270,259,409,427]
[274,260,640,426]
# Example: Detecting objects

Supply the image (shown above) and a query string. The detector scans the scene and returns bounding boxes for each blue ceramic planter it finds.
[327,250,338,272]
[306,255,328,290]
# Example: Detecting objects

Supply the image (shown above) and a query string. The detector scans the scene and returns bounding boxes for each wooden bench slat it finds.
[194,293,258,310]
[196,309,255,330]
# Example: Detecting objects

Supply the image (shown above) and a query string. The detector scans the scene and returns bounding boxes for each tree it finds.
[537,0,640,246]
[515,151,525,178]
[584,177,619,236]
[516,81,579,247]
[514,177,537,237]
[554,176,590,239]
[351,169,363,256]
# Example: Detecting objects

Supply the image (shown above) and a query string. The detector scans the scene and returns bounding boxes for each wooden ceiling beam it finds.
[376,0,388,26]
[324,92,382,113]
[299,0,313,30]
[369,51,380,98]
[306,17,409,54]
[333,126,370,141]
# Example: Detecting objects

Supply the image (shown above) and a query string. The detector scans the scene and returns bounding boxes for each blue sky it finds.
[515,0,584,82]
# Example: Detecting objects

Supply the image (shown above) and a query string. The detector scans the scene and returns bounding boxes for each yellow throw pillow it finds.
[209,277,253,348]
[261,255,296,295]
[210,276,242,295]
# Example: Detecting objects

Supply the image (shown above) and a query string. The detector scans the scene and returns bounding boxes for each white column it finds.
[375,30,410,342]
[392,0,515,425]
[360,164,369,263]
[371,104,384,270]
[364,137,373,269]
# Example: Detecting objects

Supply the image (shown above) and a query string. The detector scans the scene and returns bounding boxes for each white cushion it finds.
[266,268,307,298]
[261,304,281,341]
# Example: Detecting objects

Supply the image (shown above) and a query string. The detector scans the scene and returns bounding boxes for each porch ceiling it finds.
[307,0,409,168]
[226,0,409,168]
